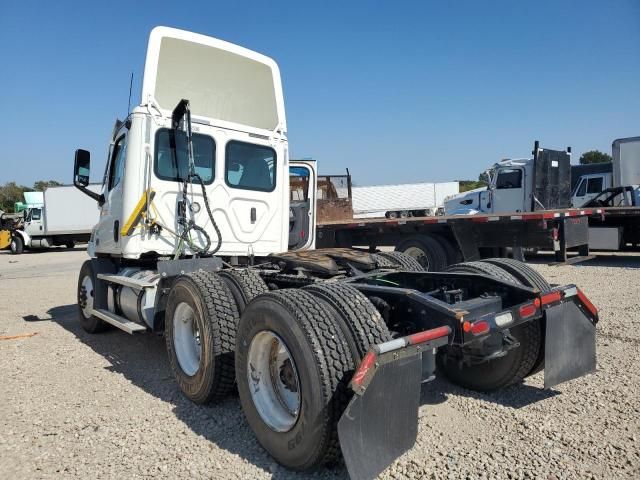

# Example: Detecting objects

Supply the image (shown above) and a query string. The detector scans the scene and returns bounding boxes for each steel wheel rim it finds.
[79,275,94,319]
[173,302,202,377]
[247,331,301,432]
[403,246,430,269]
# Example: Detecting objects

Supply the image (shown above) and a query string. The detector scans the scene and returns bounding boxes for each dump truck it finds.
[71,27,598,479]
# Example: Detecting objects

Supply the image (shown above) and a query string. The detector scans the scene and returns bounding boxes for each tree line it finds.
[0,181,63,212]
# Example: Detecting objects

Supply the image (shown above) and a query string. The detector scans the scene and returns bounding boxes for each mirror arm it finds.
[73,181,104,205]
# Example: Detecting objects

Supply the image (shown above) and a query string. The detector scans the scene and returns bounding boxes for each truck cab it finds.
[78,27,295,260]
[571,172,612,207]
[444,143,571,215]
[445,158,532,214]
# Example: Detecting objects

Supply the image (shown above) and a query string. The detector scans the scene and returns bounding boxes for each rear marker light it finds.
[519,303,537,318]
[407,326,451,345]
[541,291,562,305]
[494,312,513,327]
[577,288,598,317]
[470,320,490,336]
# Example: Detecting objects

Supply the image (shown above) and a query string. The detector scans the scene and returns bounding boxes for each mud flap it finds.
[544,300,596,389]
[338,354,422,480]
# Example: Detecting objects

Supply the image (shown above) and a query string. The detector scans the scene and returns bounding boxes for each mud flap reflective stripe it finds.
[544,300,596,389]
[338,354,422,480]
[338,326,450,480]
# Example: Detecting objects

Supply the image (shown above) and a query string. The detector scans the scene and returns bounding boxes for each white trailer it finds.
[353,181,459,219]
[9,185,101,254]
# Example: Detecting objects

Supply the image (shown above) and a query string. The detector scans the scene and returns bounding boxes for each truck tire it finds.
[304,283,392,362]
[480,258,551,293]
[165,271,239,404]
[77,260,109,333]
[432,234,463,266]
[439,261,541,391]
[65,241,75,249]
[395,235,447,271]
[236,289,353,470]
[480,258,551,377]
[10,235,23,255]
[376,250,425,272]
[218,269,269,312]
[445,261,520,284]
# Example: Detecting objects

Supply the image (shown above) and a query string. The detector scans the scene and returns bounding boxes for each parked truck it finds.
[70,27,597,480]
[570,162,612,207]
[313,146,596,265]
[6,185,101,254]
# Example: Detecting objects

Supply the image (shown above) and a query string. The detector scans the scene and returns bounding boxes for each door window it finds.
[575,180,587,197]
[108,135,127,191]
[495,169,522,189]
[31,208,42,220]
[225,141,276,192]
[587,177,603,194]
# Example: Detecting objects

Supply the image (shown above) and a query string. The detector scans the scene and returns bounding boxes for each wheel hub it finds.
[173,302,202,377]
[247,331,301,432]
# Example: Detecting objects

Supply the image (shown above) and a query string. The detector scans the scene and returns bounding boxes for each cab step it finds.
[97,274,155,291]
[91,308,147,334]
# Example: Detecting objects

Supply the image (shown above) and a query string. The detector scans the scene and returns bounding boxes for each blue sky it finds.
[1,0,638,187]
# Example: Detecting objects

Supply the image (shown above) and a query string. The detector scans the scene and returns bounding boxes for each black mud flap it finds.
[544,300,596,389]
[338,354,422,480]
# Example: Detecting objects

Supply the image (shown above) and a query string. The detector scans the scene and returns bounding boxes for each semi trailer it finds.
[71,27,598,479]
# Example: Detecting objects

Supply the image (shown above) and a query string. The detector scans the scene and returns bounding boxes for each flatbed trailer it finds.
[588,206,640,250]
[316,207,602,265]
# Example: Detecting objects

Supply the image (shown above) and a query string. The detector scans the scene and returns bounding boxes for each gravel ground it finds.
[1,249,639,479]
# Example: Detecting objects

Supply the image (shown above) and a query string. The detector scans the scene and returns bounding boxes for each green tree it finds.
[579,150,612,165]
[458,179,488,192]
[0,182,32,212]
[33,180,63,191]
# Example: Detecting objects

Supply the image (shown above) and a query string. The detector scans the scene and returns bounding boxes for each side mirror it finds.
[73,149,103,204]
[74,149,91,187]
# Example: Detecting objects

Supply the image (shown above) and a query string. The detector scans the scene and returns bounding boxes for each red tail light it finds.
[541,291,562,305]
[519,303,537,318]
[469,320,490,336]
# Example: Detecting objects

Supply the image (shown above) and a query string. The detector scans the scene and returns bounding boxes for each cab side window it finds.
[108,135,127,191]
[496,169,522,189]
[575,180,587,197]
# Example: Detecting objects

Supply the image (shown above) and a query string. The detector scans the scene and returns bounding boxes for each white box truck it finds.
[8,185,101,254]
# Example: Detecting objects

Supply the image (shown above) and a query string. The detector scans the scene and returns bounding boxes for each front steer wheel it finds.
[236,289,353,470]
[165,271,239,404]
[77,260,109,333]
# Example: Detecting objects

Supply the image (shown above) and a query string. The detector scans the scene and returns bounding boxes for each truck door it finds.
[288,160,316,250]
[94,132,126,253]
[491,167,525,213]
[23,208,43,237]
[572,174,605,207]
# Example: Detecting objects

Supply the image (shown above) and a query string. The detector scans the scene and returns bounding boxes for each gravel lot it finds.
[1,249,639,479]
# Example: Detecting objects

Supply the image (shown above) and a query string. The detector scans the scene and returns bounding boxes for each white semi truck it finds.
[8,185,101,254]
[70,27,598,479]
[444,142,572,215]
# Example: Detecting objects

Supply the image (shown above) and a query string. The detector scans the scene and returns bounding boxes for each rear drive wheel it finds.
[10,235,23,255]
[396,235,447,271]
[236,289,353,470]
[304,283,392,362]
[165,271,239,404]
[439,261,541,390]
[376,250,425,272]
[77,260,108,333]
[219,269,269,312]
[480,258,551,376]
